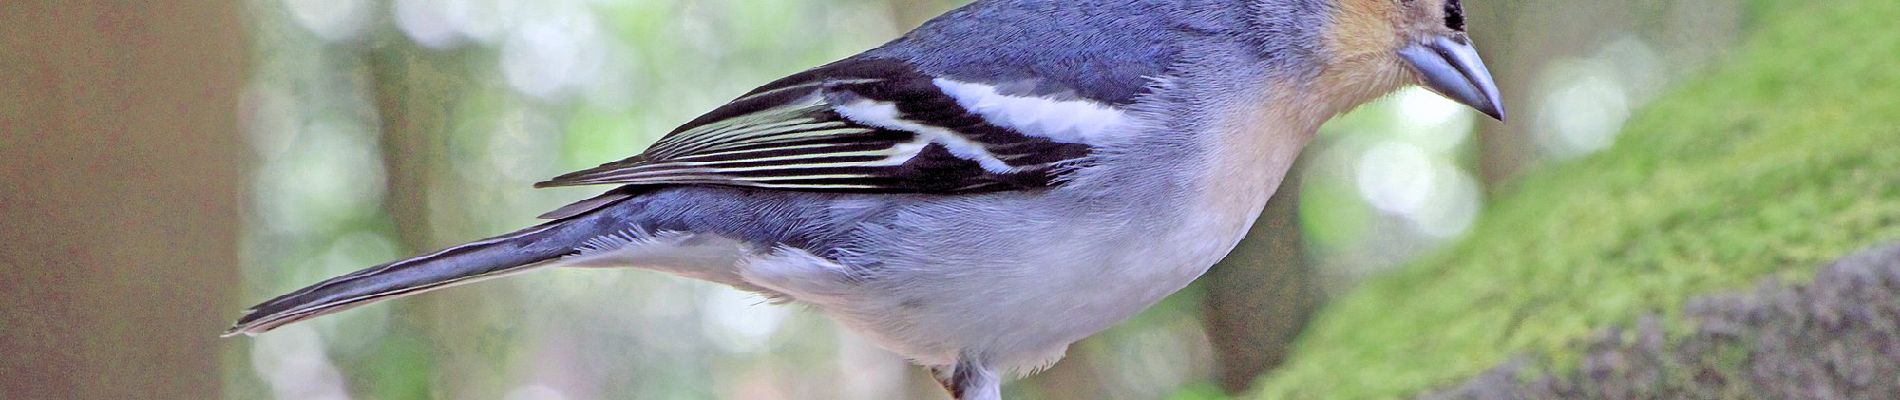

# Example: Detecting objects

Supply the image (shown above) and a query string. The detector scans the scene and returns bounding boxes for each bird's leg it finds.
[932,358,1001,400]
[931,367,956,397]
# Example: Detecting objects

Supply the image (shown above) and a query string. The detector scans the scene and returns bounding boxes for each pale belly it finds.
[758,192,1270,372]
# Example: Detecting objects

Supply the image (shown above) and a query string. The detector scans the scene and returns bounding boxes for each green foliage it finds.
[1255,0,1900,397]
[361,334,441,400]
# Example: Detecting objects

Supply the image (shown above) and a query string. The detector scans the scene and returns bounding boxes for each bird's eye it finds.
[1444,0,1466,31]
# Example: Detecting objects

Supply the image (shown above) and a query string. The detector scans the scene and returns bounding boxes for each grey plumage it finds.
[231,0,1505,399]
[230,206,610,334]
[871,0,1194,104]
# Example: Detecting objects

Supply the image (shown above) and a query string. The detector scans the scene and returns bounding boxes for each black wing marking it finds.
[535,58,1096,194]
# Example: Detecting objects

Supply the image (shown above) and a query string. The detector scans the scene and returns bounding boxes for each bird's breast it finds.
[1171,92,1320,262]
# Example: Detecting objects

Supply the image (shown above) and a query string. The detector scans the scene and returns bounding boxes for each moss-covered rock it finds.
[1426,243,1900,399]
[1255,0,1900,398]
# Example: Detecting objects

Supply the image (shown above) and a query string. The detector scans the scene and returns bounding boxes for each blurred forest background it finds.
[1,0,1771,399]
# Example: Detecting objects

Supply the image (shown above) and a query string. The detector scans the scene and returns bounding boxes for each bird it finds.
[228,0,1502,398]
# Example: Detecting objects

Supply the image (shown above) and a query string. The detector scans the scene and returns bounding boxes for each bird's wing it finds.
[535,57,1133,193]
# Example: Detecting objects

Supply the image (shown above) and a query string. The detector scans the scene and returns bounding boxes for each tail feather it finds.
[227,213,611,336]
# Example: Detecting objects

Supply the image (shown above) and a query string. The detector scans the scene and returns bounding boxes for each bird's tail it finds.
[225,208,618,336]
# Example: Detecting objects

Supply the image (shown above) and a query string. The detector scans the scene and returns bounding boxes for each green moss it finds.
[1255,1,1900,398]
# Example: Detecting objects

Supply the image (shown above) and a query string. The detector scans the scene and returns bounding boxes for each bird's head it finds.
[1286,0,1505,120]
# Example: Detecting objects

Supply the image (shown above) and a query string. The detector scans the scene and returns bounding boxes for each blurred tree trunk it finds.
[368,0,516,254]
[1200,167,1316,393]
[366,27,504,399]
[0,1,245,399]
[369,37,461,256]
[1466,0,1605,193]
[1465,1,1542,193]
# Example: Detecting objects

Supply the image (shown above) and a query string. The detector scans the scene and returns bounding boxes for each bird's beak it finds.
[1399,34,1505,121]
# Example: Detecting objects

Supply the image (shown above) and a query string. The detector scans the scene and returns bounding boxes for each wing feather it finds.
[536,58,1116,193]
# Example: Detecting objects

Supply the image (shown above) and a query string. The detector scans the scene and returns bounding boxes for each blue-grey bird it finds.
[229,0,1502,398]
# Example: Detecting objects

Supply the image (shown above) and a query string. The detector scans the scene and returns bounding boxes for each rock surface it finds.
[1428,244,1900,399]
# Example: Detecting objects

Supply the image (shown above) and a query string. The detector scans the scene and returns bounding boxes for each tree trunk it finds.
[1200,167,1317,393]
[366,29,507,398]
[1466,0,1543,193]
[0,1,245,398]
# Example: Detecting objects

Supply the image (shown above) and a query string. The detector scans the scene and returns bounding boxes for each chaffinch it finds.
[231,0,1502,398]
